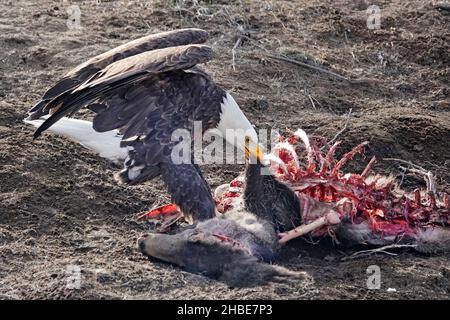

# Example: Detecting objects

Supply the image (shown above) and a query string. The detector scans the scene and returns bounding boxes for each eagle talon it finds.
[156,212,184,233]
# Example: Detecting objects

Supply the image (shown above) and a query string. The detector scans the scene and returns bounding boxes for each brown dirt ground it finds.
[0,0,449,299]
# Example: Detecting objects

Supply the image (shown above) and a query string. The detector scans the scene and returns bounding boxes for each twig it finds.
[322,108,352,150]
[307,94,316,110]
[301,235,322,245]
[383,158,427,172]
[311,95,325,110]
[344,30,349,44]
[342,244,417,261]
[241,35,370,84]
[400,167,437,198]
[265,54,368,84]
[383,158,438,197]
[399,169,406,188]
[231,36,243,71]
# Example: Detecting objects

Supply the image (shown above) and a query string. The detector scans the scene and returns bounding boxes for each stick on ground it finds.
[231,36,243,71]
[265,54,369,84]
[342,244,417,261]
[383,158,438,198]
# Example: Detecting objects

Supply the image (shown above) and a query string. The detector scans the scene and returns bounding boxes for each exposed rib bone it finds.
[428,192,436,209]
[294,129,314,172]
[331,141,369,176]
[310,139,325,169]
[414,188,421,204]
[361,156,377,178]
[320,141,341,176]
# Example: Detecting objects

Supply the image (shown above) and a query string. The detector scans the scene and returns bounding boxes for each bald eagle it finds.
[26,28,263,223]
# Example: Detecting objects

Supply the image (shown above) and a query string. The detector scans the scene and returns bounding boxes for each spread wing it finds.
[28,28,209,119]
[30,44,217,138]
[28,32,227,222]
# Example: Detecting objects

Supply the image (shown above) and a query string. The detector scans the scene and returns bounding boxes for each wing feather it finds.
[74,45,214,91]
[29,28,209,112]
[28,30,227,222]
[32,44,215,139]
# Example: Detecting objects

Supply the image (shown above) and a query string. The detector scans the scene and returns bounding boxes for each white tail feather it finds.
[24,117,127,163]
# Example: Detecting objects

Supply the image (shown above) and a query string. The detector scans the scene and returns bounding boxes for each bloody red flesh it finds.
[137,203,179,220]
[217,130,450,240]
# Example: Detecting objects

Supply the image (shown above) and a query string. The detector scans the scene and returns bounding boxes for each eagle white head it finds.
[216,92,264,162]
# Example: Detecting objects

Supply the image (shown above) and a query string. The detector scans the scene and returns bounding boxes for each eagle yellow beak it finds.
[245,140,264,163]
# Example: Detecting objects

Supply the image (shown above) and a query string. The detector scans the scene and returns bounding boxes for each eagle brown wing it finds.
[31,44,215,138]
[29,36,225,222]
[28,28,209,119]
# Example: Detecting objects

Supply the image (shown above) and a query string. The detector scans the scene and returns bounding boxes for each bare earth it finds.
[0,0,449,299]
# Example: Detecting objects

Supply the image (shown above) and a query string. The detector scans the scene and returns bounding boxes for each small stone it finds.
[413,144,424,152]
[387,288,397,293]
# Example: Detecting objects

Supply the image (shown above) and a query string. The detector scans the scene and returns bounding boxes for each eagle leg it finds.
[158,212,184,233]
